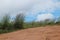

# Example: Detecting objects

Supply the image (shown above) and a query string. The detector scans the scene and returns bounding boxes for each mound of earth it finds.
[0,25,60,40]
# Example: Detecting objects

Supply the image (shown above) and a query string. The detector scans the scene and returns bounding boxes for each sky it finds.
[0,0,60,22]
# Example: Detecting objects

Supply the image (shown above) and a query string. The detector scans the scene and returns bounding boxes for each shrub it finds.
[13,13,25,29]
[1,15,10,30]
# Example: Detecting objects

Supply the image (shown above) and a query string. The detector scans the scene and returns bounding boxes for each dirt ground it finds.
[0,25,60,40]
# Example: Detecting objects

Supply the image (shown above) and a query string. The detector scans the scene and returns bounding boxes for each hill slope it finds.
[0,25,60,40]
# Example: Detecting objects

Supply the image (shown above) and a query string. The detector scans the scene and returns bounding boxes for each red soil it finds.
[0,25,60,40]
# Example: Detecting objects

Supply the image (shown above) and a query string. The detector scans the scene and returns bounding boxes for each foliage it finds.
[0,14,60,34]
[13,13,25,29]
[0,13,25,34]
[1,15,10,30]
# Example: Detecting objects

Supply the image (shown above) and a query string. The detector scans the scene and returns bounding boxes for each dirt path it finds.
[0,25,60,40]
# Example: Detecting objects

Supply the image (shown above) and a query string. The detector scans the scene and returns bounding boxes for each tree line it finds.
[0,13,24,34]
[0,13,60,34]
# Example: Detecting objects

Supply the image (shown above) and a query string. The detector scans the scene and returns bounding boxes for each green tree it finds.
[1,14,10,30]
[13,13,25,29]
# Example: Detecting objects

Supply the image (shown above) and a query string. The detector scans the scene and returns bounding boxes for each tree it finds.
[13,13,25,29]
[1,14,10,30]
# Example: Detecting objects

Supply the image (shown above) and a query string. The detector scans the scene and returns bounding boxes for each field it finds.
[0,25,60,40]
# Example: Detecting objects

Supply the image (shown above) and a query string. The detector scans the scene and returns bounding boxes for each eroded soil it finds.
[0,25,60,40]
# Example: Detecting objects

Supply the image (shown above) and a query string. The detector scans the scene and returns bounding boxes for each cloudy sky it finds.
[0,0,60,22]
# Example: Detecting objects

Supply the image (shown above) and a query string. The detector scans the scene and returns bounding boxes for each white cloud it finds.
[0,0,60,21]
[30,0,60,14]
[0,0,34,16]
[25,0,60,16]
[0,0,60,14]
[36,13,54,21]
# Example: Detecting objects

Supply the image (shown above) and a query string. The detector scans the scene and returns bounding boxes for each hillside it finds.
[0,25,60,40]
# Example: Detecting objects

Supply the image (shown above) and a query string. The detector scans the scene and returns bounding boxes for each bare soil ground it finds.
[0,25,60,40]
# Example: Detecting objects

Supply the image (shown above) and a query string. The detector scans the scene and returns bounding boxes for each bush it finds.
[0,14,60,34]
[13,13,25,29]
[1,15,10,30]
